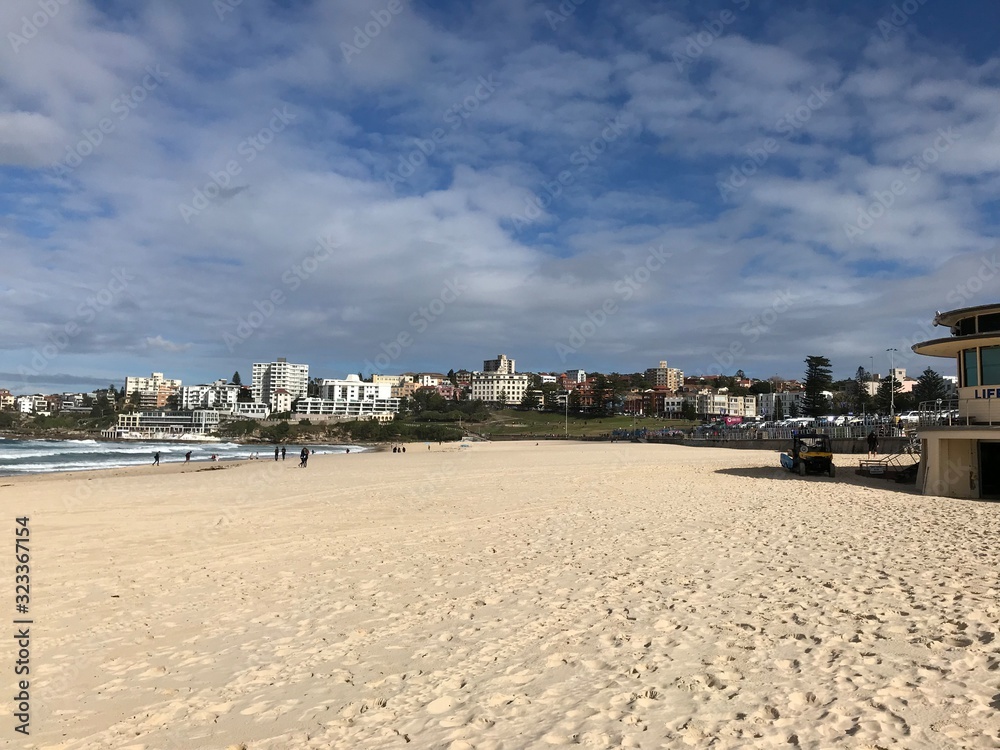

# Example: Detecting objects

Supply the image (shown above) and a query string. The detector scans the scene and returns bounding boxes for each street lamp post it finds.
[886,348,898,423]
[870,355,876,424]
[564,391,568,439]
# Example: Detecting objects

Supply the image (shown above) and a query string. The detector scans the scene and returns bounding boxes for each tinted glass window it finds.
[956,317,977,336]
[981,346,1000,386]
[977,313,1000,334]
[964,349,979,387]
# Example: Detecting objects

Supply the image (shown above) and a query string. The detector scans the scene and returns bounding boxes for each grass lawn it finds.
[475,409,696,438]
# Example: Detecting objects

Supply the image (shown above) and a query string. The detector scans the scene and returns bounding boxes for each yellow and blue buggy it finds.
[780,432,835,477]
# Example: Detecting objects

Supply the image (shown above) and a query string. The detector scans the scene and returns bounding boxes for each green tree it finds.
[852,366,873,415]
[521,390,541,410]
[447,369,457,386]
[232,371,242,385]
[802,355,833,417]
[912,367,949,406]
[876,375,902,414]
[773,398,785,421]
[680,399,696,420]
[90,393,111,418]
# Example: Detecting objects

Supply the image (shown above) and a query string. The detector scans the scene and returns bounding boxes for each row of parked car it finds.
[727,411,961,429]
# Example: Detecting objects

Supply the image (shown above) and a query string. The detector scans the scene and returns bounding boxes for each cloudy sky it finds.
[2,0,999,394]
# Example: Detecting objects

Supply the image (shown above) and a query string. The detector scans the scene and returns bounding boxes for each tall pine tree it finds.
[912,367,949,406]
[802,355,833,417]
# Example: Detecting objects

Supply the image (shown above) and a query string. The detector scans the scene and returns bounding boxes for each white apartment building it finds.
[646,360,684,390]
[539,374,558,384]
[252,358,309,406]
[470,373,531,405]
[124,372,182,397]
[15,395,46,414]
[125,372,182,409]
[483,354,515,374]
[232,402,271,419]
[102,409,221,439]
[296,374,400,418]
[663,395,686,416]
[0,389,14,410]
[179,380,240,411]
[565,369,587,383]
[757,391,806,418]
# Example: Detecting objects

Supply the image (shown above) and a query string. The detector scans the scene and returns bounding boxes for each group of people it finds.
[151,446,309,465]
[391,445,406,453]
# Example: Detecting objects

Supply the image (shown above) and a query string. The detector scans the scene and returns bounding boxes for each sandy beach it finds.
[4,441,999,749]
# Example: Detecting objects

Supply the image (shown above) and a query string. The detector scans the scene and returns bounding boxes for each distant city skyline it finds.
[2,1,997,394]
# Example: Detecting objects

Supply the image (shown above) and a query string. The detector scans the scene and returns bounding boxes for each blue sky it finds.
[1,0,999,394]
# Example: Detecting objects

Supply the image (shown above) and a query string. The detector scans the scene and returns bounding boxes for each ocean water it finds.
[0,438,363,476]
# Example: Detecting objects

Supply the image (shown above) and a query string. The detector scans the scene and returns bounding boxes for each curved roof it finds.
[912,331,1000,357]
[933,303,1000,328]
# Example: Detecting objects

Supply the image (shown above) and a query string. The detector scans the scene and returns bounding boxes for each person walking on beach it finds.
[152,451,160,466]
[274,445,280,461]
[299,447,309,467]
[281,446,286,460]
[867,430,879,457]
[184,451,191,463]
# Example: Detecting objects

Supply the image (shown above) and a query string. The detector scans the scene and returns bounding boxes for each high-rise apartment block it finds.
[251,358,309,406]
[483,354,515,374]
[645,360,683,390]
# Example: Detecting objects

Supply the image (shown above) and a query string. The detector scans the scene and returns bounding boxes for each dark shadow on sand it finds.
[714,465,924,495]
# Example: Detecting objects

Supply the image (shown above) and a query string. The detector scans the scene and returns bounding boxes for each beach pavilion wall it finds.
[912,303,1000,500]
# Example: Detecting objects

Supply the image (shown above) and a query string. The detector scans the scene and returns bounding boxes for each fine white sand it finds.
[4,442,999,749]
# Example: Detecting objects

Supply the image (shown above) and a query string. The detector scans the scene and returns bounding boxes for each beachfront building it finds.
[645,361,684,390]
[483,354,515,374]
[252,358,309,407]
[296,374,400,419]
[566,369,587,384]
[124,372,182,409]
[179,380,240,411]
[232,402,270,419]
[15,395,49,414]
[102,409,222,439]
[0,389,14,410]
[470,372,531,406]
[912,303,1000,499]
[757,390,806,419]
